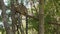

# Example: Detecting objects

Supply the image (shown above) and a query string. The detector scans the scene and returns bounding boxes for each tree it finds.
[10,0,17,34]
[38,0,44,34]
[0,0,13,34]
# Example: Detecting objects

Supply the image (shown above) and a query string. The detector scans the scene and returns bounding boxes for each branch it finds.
[48,22,60,26]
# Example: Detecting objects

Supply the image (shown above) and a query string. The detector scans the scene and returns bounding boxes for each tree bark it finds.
[26,15,28,34]
[10,0,16,34]
[38,0,44,34]
[0,0,13,34]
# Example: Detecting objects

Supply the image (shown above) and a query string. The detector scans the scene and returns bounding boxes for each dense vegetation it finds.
[0,0,60,34]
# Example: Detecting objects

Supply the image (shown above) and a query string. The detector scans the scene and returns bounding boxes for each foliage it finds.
[0,0,60,34]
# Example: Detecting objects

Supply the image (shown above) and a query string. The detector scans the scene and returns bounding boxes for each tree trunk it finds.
[10,0,16,34]
[38,0,44,34]
[0,0,13,34]
[26,15,28,34]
